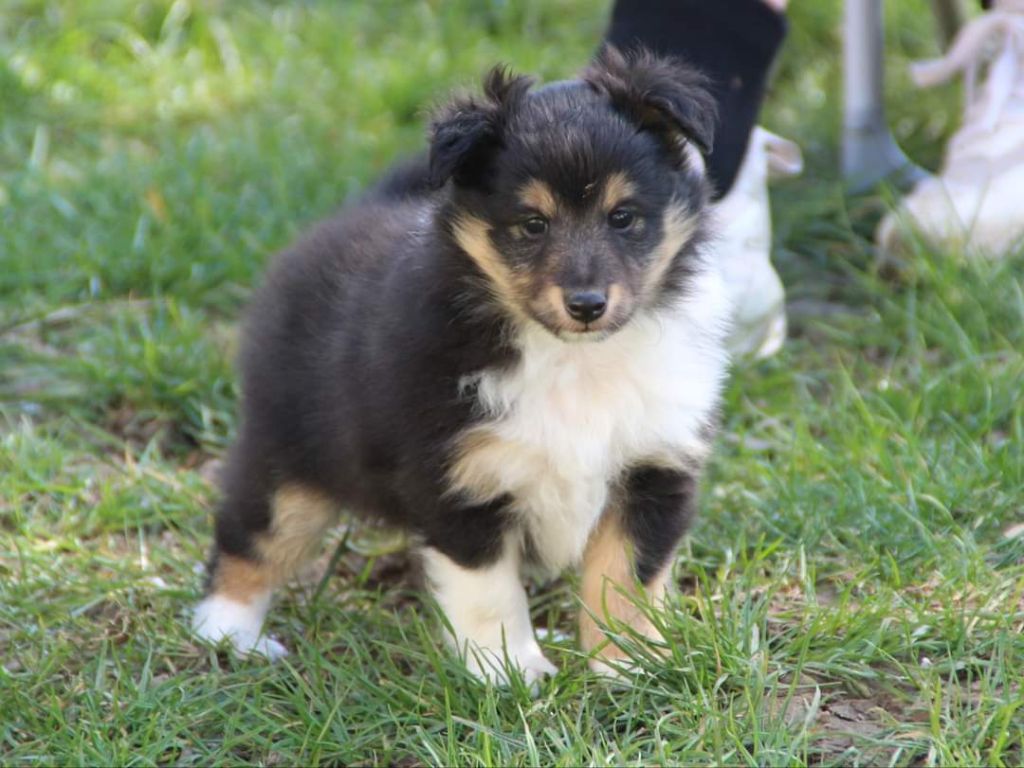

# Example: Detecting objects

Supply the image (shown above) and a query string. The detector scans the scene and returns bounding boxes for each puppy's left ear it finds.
[584,45,717,160]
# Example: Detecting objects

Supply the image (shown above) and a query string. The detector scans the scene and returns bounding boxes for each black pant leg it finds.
[603,0,788,198]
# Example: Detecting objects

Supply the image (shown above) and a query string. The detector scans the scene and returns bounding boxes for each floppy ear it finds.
[583,45,717,160]
[428,65,533,188]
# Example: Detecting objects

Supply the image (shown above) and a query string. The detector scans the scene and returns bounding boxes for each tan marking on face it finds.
[533,282,574,329]
[530,282,633,336]
[643,201,699,299]
[518,179,558,218]
[452,215,530,320]
[605,282,629,320]
[579,505,672,674]
[600,172,637,213]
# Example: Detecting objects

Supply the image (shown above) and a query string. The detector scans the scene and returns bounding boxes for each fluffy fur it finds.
[193,46,730,682]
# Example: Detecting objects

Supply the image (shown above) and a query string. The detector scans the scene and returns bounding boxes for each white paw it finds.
[192,594,287,660]
[518,649,558,687]
[588,655,630,680]
[245,635,289,661]
[464,640,557,688]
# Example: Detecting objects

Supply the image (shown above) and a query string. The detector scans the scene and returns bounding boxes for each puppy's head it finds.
[430,45,716,340]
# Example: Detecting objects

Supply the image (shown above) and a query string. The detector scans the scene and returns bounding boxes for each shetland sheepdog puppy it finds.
[193,46,730,684]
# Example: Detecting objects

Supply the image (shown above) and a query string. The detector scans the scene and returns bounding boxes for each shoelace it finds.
[910,0,1024,134]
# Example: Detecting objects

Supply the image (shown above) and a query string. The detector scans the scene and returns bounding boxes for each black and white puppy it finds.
[193,46,730,683]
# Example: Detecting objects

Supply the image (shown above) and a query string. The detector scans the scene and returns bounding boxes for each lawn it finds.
[1,0,1022,764]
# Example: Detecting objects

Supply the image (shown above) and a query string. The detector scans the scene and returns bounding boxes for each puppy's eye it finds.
[608,209,635,230]
[521,216,549,237]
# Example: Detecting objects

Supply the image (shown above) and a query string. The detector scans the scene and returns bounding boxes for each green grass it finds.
[2,0,1022,764]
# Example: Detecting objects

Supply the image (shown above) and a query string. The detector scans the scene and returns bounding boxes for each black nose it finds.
[564,290,607,323]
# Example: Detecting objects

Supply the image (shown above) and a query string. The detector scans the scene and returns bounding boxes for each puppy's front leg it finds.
[580,465,696,676]
[422,539,556,686]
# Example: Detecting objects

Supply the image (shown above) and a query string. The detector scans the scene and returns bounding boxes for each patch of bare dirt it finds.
[295,524,418,610]
[104,401,182,453]
[765,672,927,763]
[194,455,224,487]
[767,667,1024,765]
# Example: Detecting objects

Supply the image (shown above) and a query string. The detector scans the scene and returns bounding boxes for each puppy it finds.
[193,46,730,684]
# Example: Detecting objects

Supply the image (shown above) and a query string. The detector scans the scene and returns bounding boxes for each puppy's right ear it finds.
[428,65,533,188]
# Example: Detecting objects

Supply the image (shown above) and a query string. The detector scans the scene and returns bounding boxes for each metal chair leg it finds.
[842,0,929,191]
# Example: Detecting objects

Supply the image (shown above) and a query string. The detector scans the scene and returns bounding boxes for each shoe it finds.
[714,126,803,359]
[877,0,1024,258]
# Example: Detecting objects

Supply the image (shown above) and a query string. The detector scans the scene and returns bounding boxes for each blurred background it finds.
[2,3,1022,765]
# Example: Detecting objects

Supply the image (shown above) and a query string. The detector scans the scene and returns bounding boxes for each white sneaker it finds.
[714,126,803,359]
[877,0,1024,258]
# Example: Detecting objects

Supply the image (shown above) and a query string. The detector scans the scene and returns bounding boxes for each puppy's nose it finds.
[564,290,607,323]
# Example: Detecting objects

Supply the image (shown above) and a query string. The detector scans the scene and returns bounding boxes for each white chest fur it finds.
[451,268,731,574]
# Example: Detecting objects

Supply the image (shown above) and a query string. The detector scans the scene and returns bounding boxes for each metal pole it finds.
[842,0,928,190]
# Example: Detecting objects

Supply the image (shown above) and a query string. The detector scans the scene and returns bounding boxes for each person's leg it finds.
[604,0,788,199]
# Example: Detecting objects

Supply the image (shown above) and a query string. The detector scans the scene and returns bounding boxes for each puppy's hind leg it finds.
[193,552,289,660]
[193,464,337,659]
